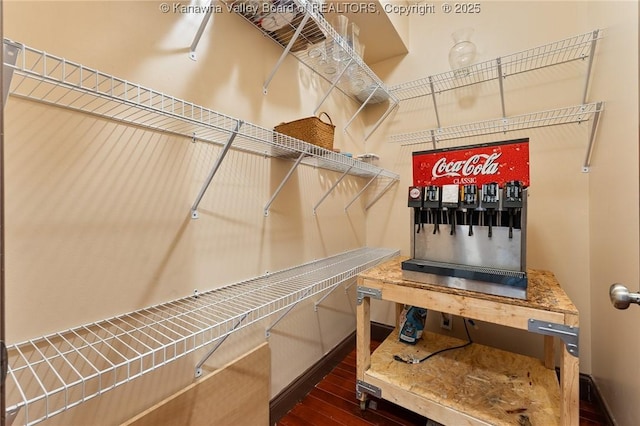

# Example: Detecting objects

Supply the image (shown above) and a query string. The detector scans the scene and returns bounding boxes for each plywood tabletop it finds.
[366,329,561,425]
[358,257,578,316]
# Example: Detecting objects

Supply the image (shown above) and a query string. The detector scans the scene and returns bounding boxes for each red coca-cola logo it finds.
[413,139,529,187]
[432,153,501,178]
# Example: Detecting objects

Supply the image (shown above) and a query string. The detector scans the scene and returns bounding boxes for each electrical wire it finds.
[393,317,473,364]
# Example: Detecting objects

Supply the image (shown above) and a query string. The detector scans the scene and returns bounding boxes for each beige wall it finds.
[3,1,375,424]
[3,0,639,425]
[586,2,639,425]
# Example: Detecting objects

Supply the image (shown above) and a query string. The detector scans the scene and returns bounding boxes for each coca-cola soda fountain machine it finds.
[402,139,530,299]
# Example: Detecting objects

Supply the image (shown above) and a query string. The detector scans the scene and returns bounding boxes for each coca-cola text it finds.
[431,153,501,179]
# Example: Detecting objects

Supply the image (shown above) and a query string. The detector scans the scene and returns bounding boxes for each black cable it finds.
[393,318,473,364]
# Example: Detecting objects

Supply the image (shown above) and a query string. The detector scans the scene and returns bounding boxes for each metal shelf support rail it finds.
[390,102,604,172]
[191,120,243,219]
[188,0,215,61]
[313,166,352,215]
[263,12,311,94]
[3,39,400,214]
[193,313,247,378]
[4,247,399,425]
[263,150,308,216]
[313,58,353,116]
[344,170,381,212]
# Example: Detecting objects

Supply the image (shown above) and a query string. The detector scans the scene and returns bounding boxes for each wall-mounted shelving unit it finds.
[190,0,399,140]
[3,39,399,218]
[388,30,604,171]
[4,247,399,425]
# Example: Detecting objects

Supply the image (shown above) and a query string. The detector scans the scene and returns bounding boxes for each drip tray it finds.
[401,259,528,300]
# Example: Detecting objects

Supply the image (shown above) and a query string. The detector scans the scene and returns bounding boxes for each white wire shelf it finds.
[4,247,400,425]
[3,38,399,184]
[389,102,603,152]
[219,0,396,106]
[390,30,600,102]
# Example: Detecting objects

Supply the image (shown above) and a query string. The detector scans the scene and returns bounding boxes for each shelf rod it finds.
[194,313,247,378]
[581,29,600,104]
[265,288,312,338]
[263,13,310,94]
[344,170,382,212]
[189,1,215,61]
[582,102,603,173]
[497,58,507,118]
[430,129,436,150]
[364,100,399,141]
[191,120,243,219]
[364,178,398,211]
[313,166,353,215]
[344,84,379,132]
[429,77,441,128]
[264,150,307,216]
[314,58,353,116]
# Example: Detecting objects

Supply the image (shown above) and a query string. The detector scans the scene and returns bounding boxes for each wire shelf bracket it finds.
[191,120,244,219]
[583,102,603,172]
[4,247,399,425]
[264,150,308,216]
[345,170,381,212]
[313,57,353,116]
[263,12,311,95]
[313,166,352,215]
[3,39,20,103]
[194,313,247,378]
[364,100,399,142]
[189,0,216,61]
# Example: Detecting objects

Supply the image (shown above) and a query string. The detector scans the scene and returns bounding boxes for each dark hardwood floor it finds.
[277,340,610,426]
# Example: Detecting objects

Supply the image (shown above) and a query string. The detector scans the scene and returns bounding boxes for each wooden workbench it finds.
[356,257,579,426]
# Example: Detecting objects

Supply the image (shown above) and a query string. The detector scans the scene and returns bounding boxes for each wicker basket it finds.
[274,112,335,152]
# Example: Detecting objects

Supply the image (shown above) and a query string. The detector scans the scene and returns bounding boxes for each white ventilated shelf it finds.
[390,102,603,146]
[192,0,399,140]
[220,0,396,106]
[5,247,399,425]
[3,38,399,184]
[390,30,600,101]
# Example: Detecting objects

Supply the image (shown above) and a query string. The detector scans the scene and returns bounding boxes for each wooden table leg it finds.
[544,335,555,369]
[560,337,579,425]
[395,302,404,328]
[356,291,371,403]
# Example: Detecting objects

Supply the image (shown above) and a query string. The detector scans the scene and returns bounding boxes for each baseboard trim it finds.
[269,329,357,424]
[577,373,615,426]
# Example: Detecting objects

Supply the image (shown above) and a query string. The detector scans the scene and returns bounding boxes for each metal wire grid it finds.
[3,39,398,183]
[389,102,603,147]
[221,0,396,105]
[5,247,399,425]
[390,30,600,101]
